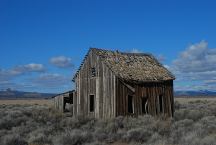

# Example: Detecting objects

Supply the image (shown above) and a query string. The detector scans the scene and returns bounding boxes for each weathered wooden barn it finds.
[71,48,175,119]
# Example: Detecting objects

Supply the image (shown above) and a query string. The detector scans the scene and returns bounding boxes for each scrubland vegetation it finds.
[0,100,215,145]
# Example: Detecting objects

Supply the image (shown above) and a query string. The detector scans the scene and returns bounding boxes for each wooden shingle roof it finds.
[73,48,175,82]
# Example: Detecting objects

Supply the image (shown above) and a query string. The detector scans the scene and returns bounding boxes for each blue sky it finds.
[0,0,216,93]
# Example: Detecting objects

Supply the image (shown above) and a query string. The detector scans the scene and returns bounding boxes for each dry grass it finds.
[0,98,216,145]
[111,142,128,145]
[0,97,215,106]
[175,97,216,104]
[0,99,53,106]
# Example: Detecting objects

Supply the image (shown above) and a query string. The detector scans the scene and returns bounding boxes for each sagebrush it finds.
[0,100,215,145]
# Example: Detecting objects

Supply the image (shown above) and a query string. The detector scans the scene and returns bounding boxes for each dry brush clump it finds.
[0,100,216,145]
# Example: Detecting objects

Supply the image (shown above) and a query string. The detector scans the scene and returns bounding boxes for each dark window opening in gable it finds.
[91,67,96,77]
[128,95,134,114]
[90,95,95,112]
[141,97,148,114]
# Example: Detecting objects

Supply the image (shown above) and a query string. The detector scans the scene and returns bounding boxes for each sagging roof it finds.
[52,90,75,98]
[73,48,175,82]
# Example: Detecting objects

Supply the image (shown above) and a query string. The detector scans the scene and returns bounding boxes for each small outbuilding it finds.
[72,48,175,119]
[53,90,75,113]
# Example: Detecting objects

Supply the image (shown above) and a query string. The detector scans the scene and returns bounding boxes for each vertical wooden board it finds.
[168,81,173,116]
[164,82,169,115]
[108,69,111,118]
[166,82,171,116]
[170,81,174,116]
[85,54,88,116]
[80,67,84,116]
[85,64,88,116]
[138,86,142,115]
[106,67,110,118]
[112,72,115,117]
[118,79,121,115]
[111,72,114,117]
[137,85,141,115]
[106,66,109,118]
[154,85,157,116]
[87,52,90,117]
[99,58,103,118]
[134,89,137,115]
[53,98,55,108]
[106,67,109,118]
[77,72,81,115]
[73,92,77,116]
[57,97,59,110]
[117,79,120,116]
[105,66,108,118]
[116,78,119,116]
[113,74,115,117]
[167,82,171,116]
[108,67,112,118]
[119,79,121,116]
[101,62,105,118]
[110,71,113,117]
[75,78,78,116]
[150,85,154,116]
[57,96,61,110]
[56,97,58,109]
[121,81,123,116]
[79,71,82,115]
[114,75,116,117]
[146,86,151,115]
[82,63,86,116]
[78,73,80,115]
[148,86,152,115]
[81,64,84,116]
[153,84,157,115]
[122,81,125,115]
[95,78,100,118]
[162,83,166,114]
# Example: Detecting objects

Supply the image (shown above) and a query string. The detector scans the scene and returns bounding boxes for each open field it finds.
[0,99,52,106]
[0,97,216,106]
[0,98,216,145]
[175,96,216,103]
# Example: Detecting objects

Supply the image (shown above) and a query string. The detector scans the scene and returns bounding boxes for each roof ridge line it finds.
[91,47,152,56]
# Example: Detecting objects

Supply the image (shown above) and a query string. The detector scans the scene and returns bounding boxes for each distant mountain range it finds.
[0,89,216,99]
[0,89,56,99]
[175,90,216,97]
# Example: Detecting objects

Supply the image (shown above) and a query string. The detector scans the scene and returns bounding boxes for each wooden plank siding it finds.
[115,79,174,117]
[75,50,116,118]
[53,95,64,112]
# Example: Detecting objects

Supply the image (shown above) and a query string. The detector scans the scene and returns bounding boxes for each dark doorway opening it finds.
[128,95,134,113]
[159,95,163,113]
[141,97,148,114]
[90,95,95,112]
[70,93,73,104]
